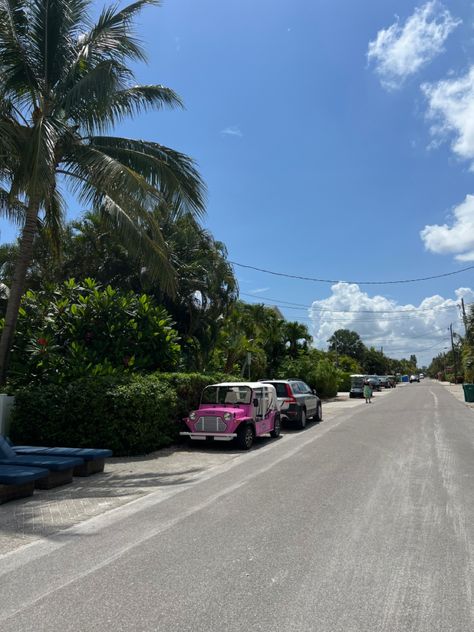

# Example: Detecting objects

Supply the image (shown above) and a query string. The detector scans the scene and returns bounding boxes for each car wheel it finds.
[270,414,281,438]
[314,403,322,422]
[296,408,307,430]
[236,424,254,450]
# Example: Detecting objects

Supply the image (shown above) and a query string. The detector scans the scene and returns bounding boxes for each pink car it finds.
[180,382,281,450]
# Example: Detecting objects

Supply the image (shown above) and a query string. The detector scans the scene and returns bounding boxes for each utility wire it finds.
[242,297,460,320]
[231,261,474,285]
[240,292,459,314]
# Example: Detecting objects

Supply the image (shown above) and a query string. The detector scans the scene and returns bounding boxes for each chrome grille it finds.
[195,416,227,432]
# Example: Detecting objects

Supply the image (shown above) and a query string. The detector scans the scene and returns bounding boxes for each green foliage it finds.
[462,346,474,382]
[364,347,390,375]
[312,359,339,398]
[210,301,309,378]
[10,375,178,456]
[276,351,339,398]
[156,372,240,422]
[6,279,180,386]
[336,370,352,392]
[328,329,365,363]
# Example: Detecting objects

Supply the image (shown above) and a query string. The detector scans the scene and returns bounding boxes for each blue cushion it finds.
[0,454,84,472]
[13,446,113,460]
[0,464,49,485]
[0,435,17,459]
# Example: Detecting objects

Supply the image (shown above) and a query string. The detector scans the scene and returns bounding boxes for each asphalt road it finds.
[2,380,474,631]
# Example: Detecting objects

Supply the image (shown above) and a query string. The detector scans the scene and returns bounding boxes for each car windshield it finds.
[201,385,252,405]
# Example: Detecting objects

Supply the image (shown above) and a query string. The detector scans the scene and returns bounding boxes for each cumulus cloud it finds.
[367,1,460,90]
[421,194,474,260]
[220,126,243,138]
[310,283,472,365]
[422,66,474,165]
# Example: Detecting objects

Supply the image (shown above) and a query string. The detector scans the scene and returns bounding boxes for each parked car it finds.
[378,376,389,388]
[367,376,382,391]
[409,374,420,383]
[180,382,281,450]
[419,373,424,379]
[259,379,322,429]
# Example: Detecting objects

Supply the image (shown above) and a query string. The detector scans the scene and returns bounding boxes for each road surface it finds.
[1,380,474,631]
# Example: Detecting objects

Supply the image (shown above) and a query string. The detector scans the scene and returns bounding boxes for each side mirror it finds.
[253,398,259,407]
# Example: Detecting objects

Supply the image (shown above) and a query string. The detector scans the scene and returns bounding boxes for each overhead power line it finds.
[240,292,459,314]
[231,261,474,285]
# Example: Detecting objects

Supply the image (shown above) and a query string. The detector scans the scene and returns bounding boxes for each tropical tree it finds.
[284,321,312,358]
[0,0,205,382]
[327,329,366,363]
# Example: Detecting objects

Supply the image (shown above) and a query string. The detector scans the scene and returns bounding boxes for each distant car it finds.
[259,379,322,429]
[419,373,424,379]
[378,376,390,388]
[367,376,382,391]
[409,375,420,383]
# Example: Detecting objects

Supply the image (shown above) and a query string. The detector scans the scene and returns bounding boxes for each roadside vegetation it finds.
[427,304,474,384]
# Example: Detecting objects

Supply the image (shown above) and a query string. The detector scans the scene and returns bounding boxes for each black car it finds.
[260,379,322,429]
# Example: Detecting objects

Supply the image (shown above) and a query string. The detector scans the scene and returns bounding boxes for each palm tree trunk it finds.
[0,201,39,385]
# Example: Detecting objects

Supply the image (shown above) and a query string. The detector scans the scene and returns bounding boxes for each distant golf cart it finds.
[349,374,366,398]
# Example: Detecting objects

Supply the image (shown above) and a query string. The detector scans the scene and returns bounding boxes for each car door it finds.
[253,388,268,436]
[299,381,317,416]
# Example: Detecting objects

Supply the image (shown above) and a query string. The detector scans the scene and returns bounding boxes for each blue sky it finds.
[3,0,474,364]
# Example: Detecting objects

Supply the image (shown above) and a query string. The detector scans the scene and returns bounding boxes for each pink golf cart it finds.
[180,382,281,450]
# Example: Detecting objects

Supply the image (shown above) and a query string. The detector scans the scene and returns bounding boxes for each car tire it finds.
[314,403,322,422]
[236,424,254,450]
[296,408,307,430]
[270,414,281,438]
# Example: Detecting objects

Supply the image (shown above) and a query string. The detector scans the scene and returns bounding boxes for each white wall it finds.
[0,395,15,436]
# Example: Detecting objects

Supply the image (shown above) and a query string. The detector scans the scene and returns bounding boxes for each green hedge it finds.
[157,372,240,421]
[10,372,240,456]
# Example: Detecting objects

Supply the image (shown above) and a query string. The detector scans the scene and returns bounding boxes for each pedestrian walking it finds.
[363,380,372,404]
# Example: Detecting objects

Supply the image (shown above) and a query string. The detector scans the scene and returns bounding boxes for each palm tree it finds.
[284,321,312,358]
[0,0,205,383]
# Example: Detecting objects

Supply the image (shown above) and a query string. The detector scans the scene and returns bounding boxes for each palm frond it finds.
[28,0,88,89]
[23,117,58,201]
[78,85,183,132]
[42,183,65,257]
[58,59,131,128]
[89,136,206,217]
[76,0,159,65]
[0,187,26,224]
[0,0,39,99]
[98,193,176,294]
[63,143,163,209]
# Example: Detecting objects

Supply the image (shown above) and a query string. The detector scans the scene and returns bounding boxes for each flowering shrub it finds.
[5,278,180,386]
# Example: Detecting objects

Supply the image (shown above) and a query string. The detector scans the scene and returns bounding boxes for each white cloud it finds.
[421,194,474,260]
[220,126,243,138]
[309,283,471,365]
[422,66,474,165]
[368,1,460,90]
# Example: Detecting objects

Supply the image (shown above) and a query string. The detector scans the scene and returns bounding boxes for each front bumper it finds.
[179,432,237,441]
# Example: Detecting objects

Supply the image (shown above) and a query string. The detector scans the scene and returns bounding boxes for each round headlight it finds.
[189,411,197,420]
[223,412,232,421]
